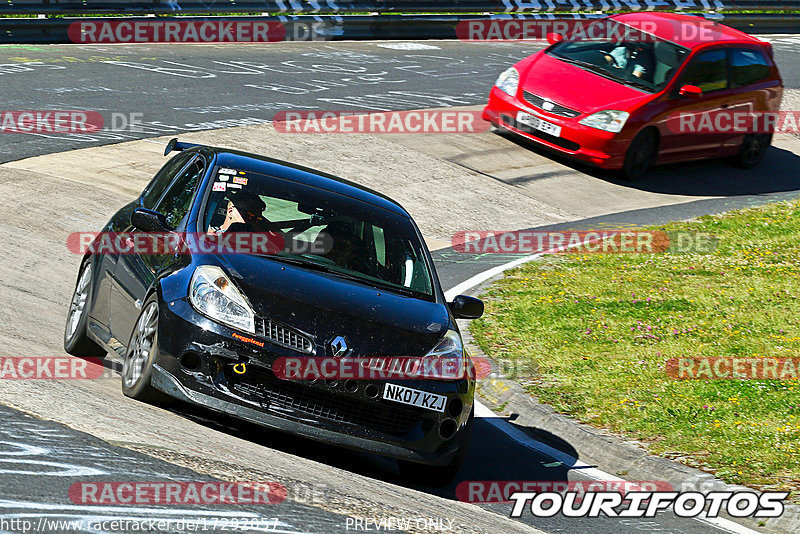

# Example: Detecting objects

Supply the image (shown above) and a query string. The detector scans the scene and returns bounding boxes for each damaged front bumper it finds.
[151,297,475,466]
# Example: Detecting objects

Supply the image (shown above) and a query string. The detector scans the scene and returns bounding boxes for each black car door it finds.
[109,154,206,352]
[92,151,194,340]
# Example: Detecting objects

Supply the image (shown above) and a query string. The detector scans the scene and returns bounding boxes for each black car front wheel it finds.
[733,133,772,169]
[64,261,106,358]
[621,129,658,181]
[122,296,169,403]
[398,407,474,487]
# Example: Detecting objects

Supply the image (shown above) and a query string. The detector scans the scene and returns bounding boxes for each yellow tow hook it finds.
[233,363,247,375]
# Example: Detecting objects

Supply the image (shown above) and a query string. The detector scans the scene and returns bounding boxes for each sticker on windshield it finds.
[217,174,230,182]
[219,168,237,175]
[212,182,226,192]
[227,183,242,189]
[232,177,248,185]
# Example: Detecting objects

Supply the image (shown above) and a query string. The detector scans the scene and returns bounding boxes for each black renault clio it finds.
[64,140,483,484]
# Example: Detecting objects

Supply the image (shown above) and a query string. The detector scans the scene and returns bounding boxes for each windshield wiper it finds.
[256,254,338,273]
[623,79,653,92]
[555,55,603,71]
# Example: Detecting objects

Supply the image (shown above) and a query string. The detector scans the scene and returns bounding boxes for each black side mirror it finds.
[449,295,484,319]
[131,208,171,232]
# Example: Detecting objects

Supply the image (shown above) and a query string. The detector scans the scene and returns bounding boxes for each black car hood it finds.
[217,254,450,358]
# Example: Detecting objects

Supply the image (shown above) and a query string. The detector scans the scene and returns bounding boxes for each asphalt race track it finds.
[1,39,800,534]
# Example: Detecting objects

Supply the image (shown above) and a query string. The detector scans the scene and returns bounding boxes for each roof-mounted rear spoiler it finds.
[164,138,202,156]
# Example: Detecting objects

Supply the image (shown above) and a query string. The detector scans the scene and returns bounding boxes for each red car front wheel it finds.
[621,129,658,181]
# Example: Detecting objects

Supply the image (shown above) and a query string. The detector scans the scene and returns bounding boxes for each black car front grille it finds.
[523,91,581,118]
[257,317,314,354]
[228,367,423,436]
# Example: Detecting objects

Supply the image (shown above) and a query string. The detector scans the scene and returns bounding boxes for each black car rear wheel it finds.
[733,133,772,169]
[122,296,169,403]
[398,407,474,487]
[64,261,106,358]
[621,129,658,181]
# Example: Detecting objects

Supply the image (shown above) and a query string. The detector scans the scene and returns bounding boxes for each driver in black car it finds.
[208,191,268,235]
[208,192,285,254]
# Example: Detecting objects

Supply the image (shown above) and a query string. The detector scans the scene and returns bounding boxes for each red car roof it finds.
[609,12,765,48]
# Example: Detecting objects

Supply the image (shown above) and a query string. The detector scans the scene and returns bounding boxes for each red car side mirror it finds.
[546,32,564,45]
[679,85,703,99]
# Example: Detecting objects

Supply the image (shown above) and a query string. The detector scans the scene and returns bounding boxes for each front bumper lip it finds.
[151,364,460,465]
[483,86,630,169]
[153,297,473,466]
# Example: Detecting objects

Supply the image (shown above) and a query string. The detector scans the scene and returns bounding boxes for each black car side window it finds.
[142,152,193,209]
[730,48,771,88]
[155,158,205,230]
[678,49,728,93]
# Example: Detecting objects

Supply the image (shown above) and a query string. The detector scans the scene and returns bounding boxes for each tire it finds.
[121,295,170,404]
[64,261,106,358]
[398,407,474,487]
[621,129,658,181]
[732,133,772,169]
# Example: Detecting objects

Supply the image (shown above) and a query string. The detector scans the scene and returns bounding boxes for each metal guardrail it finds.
[2,13,799,44]
[2,0,800,15]
[0,2,799,43]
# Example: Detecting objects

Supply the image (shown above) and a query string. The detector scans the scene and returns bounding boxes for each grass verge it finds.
[471,199,800,501]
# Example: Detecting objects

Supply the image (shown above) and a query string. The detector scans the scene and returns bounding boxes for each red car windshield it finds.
[548,19,690,93]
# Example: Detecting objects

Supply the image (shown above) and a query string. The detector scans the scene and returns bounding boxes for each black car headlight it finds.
[189,265,255,334]
[423,330,469,379]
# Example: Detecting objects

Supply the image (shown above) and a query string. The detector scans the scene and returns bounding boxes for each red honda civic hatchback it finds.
[482,12,783,180]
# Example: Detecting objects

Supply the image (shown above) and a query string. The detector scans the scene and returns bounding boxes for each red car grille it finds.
[523,91,581,118]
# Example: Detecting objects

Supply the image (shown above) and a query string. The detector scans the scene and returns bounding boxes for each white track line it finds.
[449,252,761,534]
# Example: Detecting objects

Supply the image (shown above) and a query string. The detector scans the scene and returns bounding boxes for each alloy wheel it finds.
[65,263,92,343]
[122,301,158,388]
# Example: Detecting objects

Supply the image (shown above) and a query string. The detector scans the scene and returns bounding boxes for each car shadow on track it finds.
[160,398,576,500]
[418,416,577,498]
[496,131,800,197]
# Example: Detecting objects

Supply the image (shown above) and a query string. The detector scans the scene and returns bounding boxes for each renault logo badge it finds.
[330,336,350,358]
[542,100,555,111]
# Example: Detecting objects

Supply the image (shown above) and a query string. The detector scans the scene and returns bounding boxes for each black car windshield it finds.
[548,19,690,93]
[202,166,434,297]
